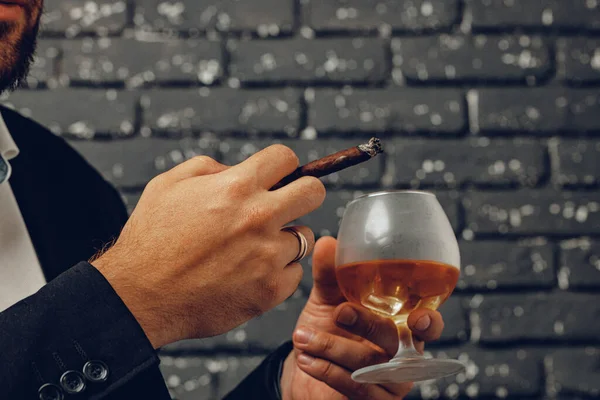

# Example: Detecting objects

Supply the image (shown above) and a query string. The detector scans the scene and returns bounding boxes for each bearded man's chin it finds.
[0,20,39,93]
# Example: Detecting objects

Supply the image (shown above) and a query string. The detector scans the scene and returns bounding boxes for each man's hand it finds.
[92,145,325,349]
[281,237,445,400]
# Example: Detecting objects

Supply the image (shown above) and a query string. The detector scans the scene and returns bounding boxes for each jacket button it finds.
[38,383,63,400]
[59,370,86,394]
[83,360,109,383]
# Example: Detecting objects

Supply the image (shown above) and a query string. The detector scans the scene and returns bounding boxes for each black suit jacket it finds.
[0,105,291,400]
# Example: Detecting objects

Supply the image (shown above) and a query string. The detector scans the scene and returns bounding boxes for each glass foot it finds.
[352,357,465,384]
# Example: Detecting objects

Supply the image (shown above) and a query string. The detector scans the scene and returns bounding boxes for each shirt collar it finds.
[0,109,19,161]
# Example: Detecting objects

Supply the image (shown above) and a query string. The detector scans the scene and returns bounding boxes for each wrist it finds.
[91,249,167,349]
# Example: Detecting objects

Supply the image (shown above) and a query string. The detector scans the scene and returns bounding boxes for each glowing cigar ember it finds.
[270,137,384,190]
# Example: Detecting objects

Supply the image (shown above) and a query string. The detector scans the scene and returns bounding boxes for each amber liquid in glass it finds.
[335,260,459,324]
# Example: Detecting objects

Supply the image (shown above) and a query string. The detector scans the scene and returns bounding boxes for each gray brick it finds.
[474,88,566,133]
[243,293,306,350]
[1,90,136,137]
[468,0,600,31]
[390,138,546,188]
[437,296,468,343]
[309,88,465,135]
[158,356,213,400]
[470,293,600,343]
[62,39,223,85]
[458,240,555,290]
[560,239,600,289]
[219,138,383,188]
[559,37,600,85]
[229,38,388,84]
[69,137,218,189]
[197,293,306,352]
[142,89,300,135]
[215,357,265,399]
[304,0,459,32]
[474,88,600,133]
[548,348,600,398]
[133,0,294,34]
[415,346,542,398]
[566,90,600,132]
[41,0,127,35]
[465,190,600,236]
[550,139,600,187]
[393,35,551,82]
[25,40,61,88]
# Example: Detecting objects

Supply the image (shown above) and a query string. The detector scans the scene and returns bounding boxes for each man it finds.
[0,1,446,399]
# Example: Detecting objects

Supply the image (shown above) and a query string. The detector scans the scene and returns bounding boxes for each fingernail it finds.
[414,315,431,331]
[336,306,358,326]
[297,353,314,366]
[294,328,313,345]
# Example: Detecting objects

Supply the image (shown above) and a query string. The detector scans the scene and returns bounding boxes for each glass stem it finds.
[390,322,423,362]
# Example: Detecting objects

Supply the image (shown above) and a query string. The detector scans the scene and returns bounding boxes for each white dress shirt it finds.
[0,110,47,312]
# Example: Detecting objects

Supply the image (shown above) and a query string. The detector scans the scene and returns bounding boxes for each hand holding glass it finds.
[334,191,464,383]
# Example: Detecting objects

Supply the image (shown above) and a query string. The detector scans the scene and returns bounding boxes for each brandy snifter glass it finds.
[335,190,464,383]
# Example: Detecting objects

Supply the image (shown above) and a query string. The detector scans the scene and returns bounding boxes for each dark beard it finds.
[0,20,39,93]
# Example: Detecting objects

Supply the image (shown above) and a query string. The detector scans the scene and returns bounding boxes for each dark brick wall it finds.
[2,1,600,399]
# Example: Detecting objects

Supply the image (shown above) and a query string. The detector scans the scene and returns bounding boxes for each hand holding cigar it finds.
[270,137,384,190]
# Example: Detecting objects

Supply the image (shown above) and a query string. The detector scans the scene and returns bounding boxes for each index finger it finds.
[230,144,299,189]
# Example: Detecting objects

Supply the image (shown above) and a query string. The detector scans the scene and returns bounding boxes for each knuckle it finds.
[190,155,214,164]
[225,174,250,193]
[191,155,223,170]
[319,333,336,355]
[319,360,335,381]
[297,177,326,209]
[307,176,327,202]
[270,144,299,167]
[224,178,258,205]
[244,204,273,230]
[146,174,166,190]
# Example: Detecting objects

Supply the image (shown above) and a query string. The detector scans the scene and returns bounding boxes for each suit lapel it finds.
[4,108,62,282]
[2,106,128,283]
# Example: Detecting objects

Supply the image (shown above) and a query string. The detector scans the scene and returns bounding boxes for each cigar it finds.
[270,137,384,190]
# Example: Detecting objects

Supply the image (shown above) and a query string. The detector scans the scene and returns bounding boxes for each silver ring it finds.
[282,227,308,264]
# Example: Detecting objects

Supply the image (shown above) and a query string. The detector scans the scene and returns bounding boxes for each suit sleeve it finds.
[0,261,171,400]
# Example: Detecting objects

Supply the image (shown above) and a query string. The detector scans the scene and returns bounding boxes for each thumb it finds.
[310,236,345,305]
